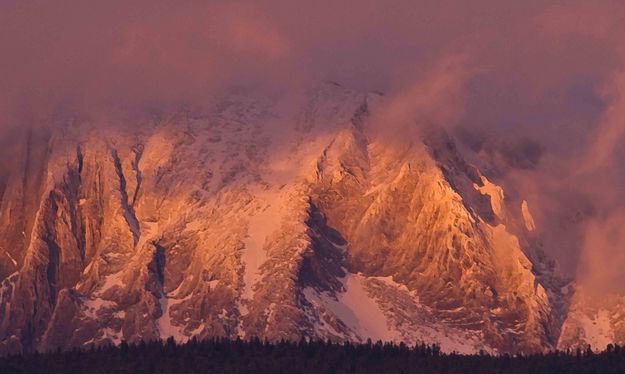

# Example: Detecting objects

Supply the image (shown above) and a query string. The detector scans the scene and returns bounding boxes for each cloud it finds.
[579,68,625,175]
[368,53,475,140]
[0,0,297,124]
[578,212,625,295]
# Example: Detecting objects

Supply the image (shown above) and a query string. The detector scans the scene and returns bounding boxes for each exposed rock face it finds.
[0,84,574,355]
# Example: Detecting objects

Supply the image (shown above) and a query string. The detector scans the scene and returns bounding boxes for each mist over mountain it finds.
[1,0,625,356]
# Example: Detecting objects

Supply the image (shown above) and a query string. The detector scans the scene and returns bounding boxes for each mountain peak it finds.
[0,87,580,355]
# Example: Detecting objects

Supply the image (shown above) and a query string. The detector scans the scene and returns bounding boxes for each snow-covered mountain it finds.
[0,83,602,355]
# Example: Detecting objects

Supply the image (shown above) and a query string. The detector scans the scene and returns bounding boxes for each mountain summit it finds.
[0,84,590,355]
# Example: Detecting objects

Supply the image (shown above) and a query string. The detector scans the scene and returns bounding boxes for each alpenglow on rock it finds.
[0,83,586,355]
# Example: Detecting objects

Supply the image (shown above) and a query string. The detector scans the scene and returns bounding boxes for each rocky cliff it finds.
[0,84,578,354]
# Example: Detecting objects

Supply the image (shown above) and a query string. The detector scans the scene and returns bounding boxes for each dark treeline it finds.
[0,337,624,373]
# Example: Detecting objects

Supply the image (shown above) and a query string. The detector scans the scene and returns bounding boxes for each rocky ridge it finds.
[0,83,588,355]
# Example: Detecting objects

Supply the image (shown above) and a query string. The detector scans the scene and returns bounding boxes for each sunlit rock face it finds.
[0,83,573,355]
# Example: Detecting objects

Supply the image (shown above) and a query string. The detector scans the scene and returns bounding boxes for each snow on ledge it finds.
[303,273,397,343]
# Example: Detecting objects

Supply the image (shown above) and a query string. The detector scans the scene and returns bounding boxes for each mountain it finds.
[0,83,582,355]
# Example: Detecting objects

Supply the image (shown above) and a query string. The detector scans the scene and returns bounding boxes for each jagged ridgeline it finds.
[0,83,600,355]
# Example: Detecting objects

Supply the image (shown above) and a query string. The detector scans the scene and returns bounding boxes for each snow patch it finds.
[101,327,122,345]
[82,261,94,275]
[136,221,159,250]
[82,297,117,319]
[157,293,194,342]
[370,275,416,296]
[97,271,125,295]
[474,176,505,219]
[577,309,614,350]
[304,273,397,342]
[208,280,220,290]
[241,190,284,301]
[521,200,536,231]
[303,272,490,354]
[0,272,18,306]
[2,250,17,266]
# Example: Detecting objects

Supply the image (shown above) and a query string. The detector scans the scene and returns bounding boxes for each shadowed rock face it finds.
[0,84,574,355]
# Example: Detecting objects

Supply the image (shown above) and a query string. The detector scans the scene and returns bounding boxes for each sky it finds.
[1,0,625,293]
